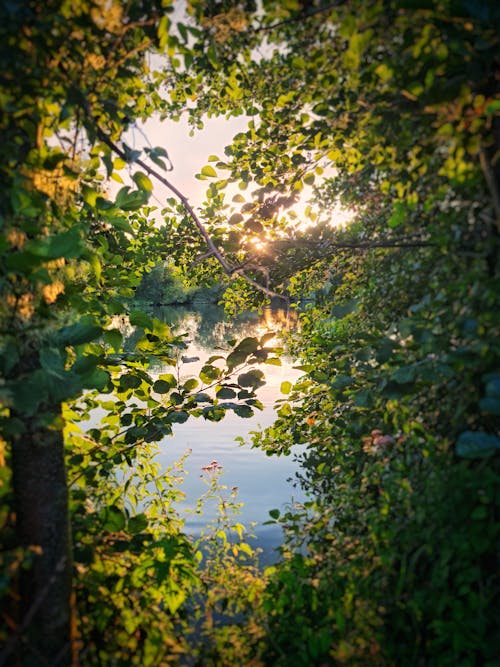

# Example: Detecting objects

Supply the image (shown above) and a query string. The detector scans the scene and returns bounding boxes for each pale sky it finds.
[127,114,248,210]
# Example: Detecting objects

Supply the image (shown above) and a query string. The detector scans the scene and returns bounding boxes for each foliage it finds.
[1,0,499,665]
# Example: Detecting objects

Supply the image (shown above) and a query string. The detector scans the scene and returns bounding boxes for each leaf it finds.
[39,347,65,376]
[26,227,83,259]
[103,329,123,352]
[455,431,500,459]
[244,218,265,234]
[331,374,353,389]
[200,364,221,383]
[237,369,265,389]
[226,349,248,370]
[115,186,148,210]
[183,378,199,391]
[101,506,126,532]
[388,202,406,228]
[234,405,253,418]
[217,386,237,399]
[120,373,142,389]
[269,508,280,520]
[167,411,189,424]
[193,392,211,403]
[130,311,153,329]
[82,368,110,391]
[260,332,276,346]
[235,337,259,354]
[153,379,173,394]
[55,319,101,346]
[201,165,217,178]
[479,398,500,416]
[391,365,417,384]
[128,514,149,535]
[228,213,244,225]
[132,171,153,192]
[485,378,500,398]
[280,381,292,394]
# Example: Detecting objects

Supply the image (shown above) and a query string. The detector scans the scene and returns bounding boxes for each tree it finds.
[165,1,499,663]
[0,2,272,663]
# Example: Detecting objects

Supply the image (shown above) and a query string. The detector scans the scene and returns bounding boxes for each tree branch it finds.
[85,108,289,301]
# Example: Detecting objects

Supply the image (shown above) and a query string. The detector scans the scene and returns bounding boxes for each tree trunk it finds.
[7,416,72,666]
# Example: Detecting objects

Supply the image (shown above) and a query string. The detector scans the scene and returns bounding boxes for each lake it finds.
[150,303,306,561]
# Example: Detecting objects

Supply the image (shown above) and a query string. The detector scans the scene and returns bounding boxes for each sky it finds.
[126,114,248,210]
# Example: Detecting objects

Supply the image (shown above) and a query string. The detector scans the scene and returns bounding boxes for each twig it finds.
[84,107,289,301]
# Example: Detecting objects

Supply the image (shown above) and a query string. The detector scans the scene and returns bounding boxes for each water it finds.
[151,303,306,560]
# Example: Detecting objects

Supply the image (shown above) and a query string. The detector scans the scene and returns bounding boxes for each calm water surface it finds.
[152,304,306,559]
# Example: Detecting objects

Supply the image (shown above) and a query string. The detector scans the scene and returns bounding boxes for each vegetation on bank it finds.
[134,262,223,306]
[1,1,498,665]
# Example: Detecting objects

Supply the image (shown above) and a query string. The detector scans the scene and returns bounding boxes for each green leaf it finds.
[56,319,101,346]
[388,202,406,228]
[103,329,123,352]
[217,386,237,399]
[201,165,217,178]
[100,506,126,532]
[235,337,259,354]
[132,171,153,192]
[455,431,500,459]
[226,349,248,370]
[193,392,211,403]
[485,378,500,398]
[167,411,189,424]
[269,508,280,520]
[81,368,110,391]
[200,364,221,383]
[128,513,149,535]
[115,186,148,211]
[391,365,417,384]
[153,379,173,394]
[228,213,244,225]
[39,347,65,376]
[245,218,264,233]
[26,227,83,259]
[237,369,265,389]
[479,398,500,416]
[183,378,199,391]
[280,381,292,394]
[120,373,142,389]
[130,311,153,329]
[260,332,276,346]
[234,405,253,418]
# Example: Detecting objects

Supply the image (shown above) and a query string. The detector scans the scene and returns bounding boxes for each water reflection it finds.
[150,302,298,351]
[152,303,305,562]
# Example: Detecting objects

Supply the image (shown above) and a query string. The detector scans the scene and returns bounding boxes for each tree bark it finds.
[6,416,72,666]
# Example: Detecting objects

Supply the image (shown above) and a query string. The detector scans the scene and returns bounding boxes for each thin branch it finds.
[269,239,433,250]
[92,121,233,274]
[85,108,289,301]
